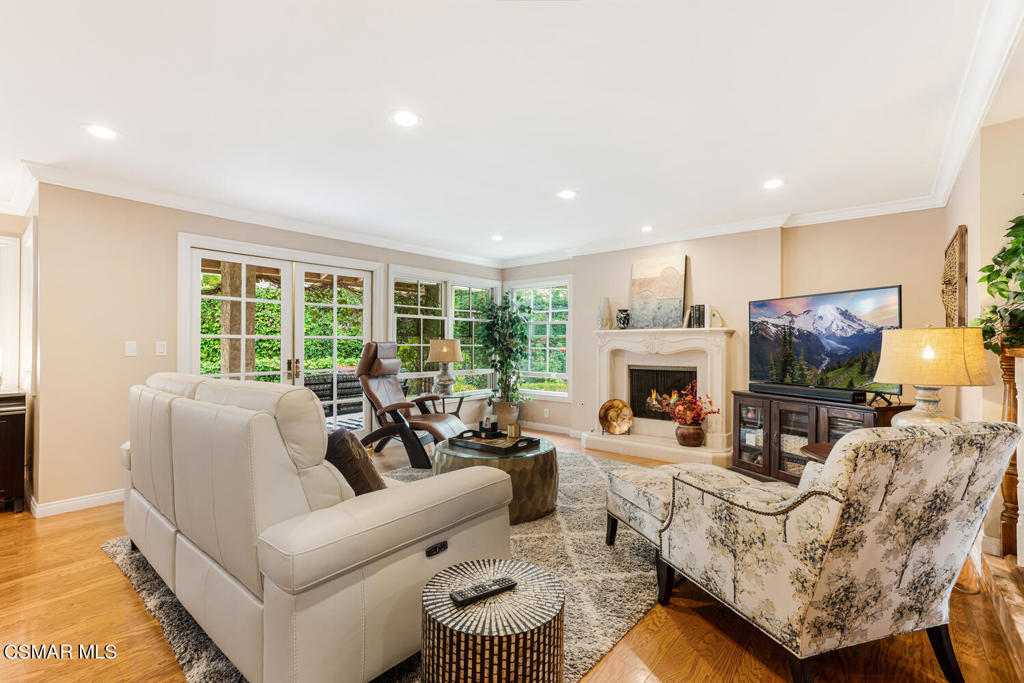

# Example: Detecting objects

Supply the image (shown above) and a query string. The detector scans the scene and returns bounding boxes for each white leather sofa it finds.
[121,372,513,682]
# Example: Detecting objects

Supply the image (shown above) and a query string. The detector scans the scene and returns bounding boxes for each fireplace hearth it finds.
[629,365,697,420]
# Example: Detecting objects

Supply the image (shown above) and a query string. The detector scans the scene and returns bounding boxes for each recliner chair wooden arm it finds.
[376,401,417,417]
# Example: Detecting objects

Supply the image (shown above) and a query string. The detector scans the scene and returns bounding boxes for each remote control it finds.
[449,577,518,607]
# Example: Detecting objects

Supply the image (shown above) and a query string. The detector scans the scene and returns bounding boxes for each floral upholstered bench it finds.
[605,462,812,596]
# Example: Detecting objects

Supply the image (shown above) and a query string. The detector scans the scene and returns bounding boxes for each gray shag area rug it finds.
[103,450,657,682]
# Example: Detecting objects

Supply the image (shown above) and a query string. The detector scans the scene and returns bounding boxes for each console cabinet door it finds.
[770,401,817,485]
[733,396,770,476]
[817,406,872,444]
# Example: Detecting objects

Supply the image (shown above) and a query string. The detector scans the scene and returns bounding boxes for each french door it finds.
[192,250,372,429]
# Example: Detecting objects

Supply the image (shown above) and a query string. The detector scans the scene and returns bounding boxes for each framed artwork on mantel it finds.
[629,254,687,328]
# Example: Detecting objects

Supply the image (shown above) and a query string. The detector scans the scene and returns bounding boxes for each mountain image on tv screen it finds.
[749,286,901,394]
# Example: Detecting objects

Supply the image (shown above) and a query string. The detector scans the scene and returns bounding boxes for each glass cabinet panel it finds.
[736,400,766,469]
[824,414,865,442]
[777,405,813,478]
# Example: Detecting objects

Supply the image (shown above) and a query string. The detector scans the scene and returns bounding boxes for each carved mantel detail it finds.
[593,328,735,450]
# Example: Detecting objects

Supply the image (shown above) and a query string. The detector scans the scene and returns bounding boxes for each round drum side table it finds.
[421,558,565,683]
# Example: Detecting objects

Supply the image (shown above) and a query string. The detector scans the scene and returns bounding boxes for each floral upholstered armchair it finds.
[658,422,1020,682]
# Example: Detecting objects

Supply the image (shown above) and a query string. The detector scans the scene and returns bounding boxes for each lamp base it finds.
[434,362,456,397]
[890,385,959,427]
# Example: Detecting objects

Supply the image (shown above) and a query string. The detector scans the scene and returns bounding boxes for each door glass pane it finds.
[305,306,333,336]
[337,275,363,305]
[251,339,282,372]
[336,340,363,370]
[337,308,362,337]
[779,408,811,476]
[247,265,282,300]
[305,339,332,370]
[304,272,334,304]
[737,402,765,466]
[422,318,443,340]
[249,302,281,336]
[201,259,241,297]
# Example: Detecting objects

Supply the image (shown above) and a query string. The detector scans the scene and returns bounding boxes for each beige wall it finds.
[33,184,500,504]
[781,209,949,406]
[503,229,784,433]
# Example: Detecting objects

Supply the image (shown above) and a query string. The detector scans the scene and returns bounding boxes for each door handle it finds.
[286,358,293,381]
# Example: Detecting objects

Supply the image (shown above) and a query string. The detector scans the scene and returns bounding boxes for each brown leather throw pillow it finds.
[325,429,387,495]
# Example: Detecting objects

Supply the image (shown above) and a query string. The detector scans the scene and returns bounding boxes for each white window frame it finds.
[389,265,500,398]
[503,275,572,402]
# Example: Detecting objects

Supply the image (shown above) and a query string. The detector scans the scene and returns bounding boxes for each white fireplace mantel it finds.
[584,327,735,465]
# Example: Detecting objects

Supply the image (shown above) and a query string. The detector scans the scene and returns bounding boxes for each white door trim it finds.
[177,233,386,371]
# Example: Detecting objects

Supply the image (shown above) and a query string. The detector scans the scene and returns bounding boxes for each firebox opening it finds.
[629,365,698,421]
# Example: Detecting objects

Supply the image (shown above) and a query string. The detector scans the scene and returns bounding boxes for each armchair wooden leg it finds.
[926,624,965,683]
[372,436,392,453]
[605,514,618,546]
[655,552,674,605]
[787,654,814,683]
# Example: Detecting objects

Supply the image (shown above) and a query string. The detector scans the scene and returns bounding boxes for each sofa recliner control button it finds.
[426,541,448,558]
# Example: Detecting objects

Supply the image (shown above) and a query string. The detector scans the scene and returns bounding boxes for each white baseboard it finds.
[982,533,1002,557]
[569,429,584,439]
[29,488,125,519]
[520,421,572,435]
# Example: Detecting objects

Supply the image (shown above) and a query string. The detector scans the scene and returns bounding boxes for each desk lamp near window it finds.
[427,339,463,396]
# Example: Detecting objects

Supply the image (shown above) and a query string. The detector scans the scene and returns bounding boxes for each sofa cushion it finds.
[325,429,386,495]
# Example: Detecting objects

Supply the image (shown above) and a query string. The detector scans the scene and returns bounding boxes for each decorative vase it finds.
[675,423,705,447]
[616,309,630,329]
[493,401,520,430]
[598,297,612,330]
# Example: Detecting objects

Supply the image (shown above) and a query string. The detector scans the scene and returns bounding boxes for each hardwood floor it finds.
[0,429,1014,681]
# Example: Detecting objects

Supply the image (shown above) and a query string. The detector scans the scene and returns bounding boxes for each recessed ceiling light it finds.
[641,225,653,233]
[84,124,118,139]
[390,110,422,128]
[491,234,503,241]
[555,189,577,200]
[763,178,785,190]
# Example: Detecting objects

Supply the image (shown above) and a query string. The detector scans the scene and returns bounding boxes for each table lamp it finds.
[873,327,993,426]
[427,339,463,396]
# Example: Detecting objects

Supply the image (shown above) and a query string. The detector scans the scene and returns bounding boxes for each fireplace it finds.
[629,365,698,420]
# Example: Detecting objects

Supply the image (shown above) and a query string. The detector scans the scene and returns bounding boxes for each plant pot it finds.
[675,424,705,447]
[493,401,520,430]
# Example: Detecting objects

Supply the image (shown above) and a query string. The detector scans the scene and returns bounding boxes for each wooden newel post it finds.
[1000,350,1020,557]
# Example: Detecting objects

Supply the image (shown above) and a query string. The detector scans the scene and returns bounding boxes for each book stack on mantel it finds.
[688,304,706,328]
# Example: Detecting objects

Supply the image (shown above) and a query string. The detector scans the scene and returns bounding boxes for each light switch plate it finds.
[155,341,167,356]
[124,341,137,357]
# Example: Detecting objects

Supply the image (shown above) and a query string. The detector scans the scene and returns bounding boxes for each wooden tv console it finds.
[731,390,912,485]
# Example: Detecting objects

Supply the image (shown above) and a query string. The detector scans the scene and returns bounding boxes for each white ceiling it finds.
[1,1,1022,267]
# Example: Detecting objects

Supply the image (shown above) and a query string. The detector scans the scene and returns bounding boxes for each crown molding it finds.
[22,162,504,269]
[0,164,37,217]
[497,214,791,268]
[931,0,1024,205]
[782,193,943,228]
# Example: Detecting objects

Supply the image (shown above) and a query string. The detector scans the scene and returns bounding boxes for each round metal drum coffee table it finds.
[422,558,565,683]
[433,437,558,524]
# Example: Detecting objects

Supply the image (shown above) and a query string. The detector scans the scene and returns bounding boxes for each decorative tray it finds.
[450,430,541,454]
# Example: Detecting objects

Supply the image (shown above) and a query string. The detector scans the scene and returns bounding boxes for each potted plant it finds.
[975,211,1024,352]
[646,381,721,447]
[480,292,532,429]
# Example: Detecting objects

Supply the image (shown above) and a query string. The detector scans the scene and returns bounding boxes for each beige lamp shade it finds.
[873,327,993,387]
[426,339,463,363]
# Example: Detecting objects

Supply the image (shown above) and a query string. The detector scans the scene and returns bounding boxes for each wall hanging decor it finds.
[942,225,967,327]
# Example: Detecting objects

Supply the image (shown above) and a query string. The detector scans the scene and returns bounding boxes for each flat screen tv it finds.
[749,285,902,395]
